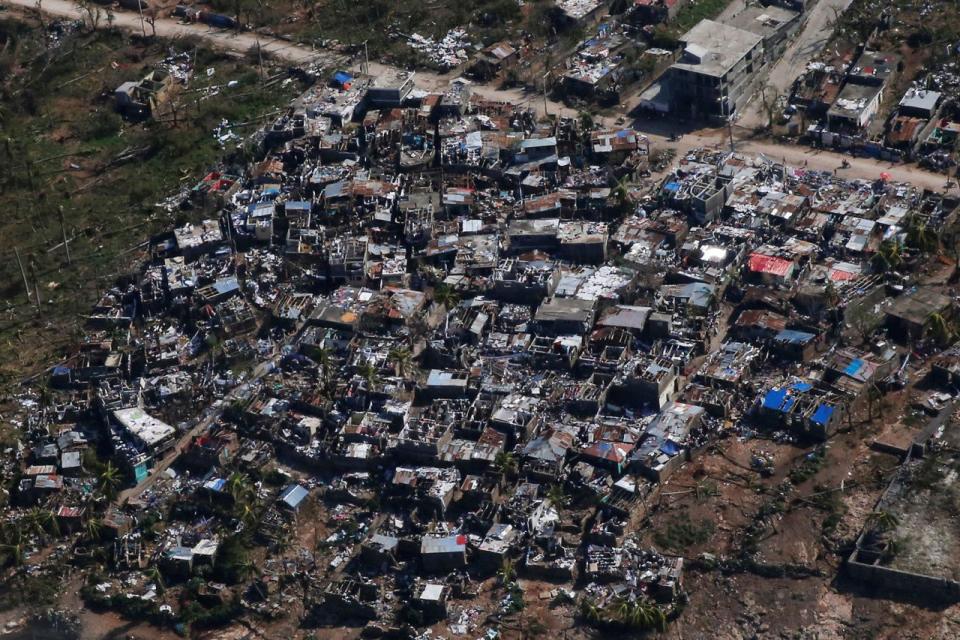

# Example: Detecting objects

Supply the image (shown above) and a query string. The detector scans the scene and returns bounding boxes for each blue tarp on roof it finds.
[844,358,864,376]
[660,440,681,456]
[811,404,835,426]
[664,181,680,192]
[790,381,812,392]
[763,388,795,412]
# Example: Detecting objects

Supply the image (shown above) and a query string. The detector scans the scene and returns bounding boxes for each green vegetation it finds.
[578,596,668,632]
[298,0,521,64]
[654,515,714,551]
[0,19,303,383]
[807,484,847,536]
[0,574,63,612]
[788,448,826,486]
[668,0,737,37]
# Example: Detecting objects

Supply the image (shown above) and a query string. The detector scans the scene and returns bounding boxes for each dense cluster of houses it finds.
[12,56,960,636]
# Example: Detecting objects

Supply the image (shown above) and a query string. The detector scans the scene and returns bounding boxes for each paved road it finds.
[739,0,856,128]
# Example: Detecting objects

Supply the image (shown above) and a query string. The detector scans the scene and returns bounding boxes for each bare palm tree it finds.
[98,461,122,501]
[546,483,568,509]
[866,510,900,532]
[357,358,379,405]
[930,312,954,346]
[144,565,165,594]
[0,522,25,567]
[578,597,603,624]
[226,472,252,505]
[387,346,414,378]
[494,452,518,485]
[432,284,459,310]
[83,517,102,543]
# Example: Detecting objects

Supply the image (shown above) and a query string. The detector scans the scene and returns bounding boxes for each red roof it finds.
[829,267,858,281]
[748,253,793,277]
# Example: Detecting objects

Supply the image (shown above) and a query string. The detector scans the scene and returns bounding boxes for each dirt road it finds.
[4,0,952,191]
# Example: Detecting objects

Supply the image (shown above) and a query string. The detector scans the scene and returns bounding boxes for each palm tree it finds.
[644,602,668,632]
[0,522,25,567]
[357,358,379,403]
[226,472,252,505]
[25,507,59,539]
[498,557,516,586]
[494,452,518,484]
[611,597,632,623]
[314,345,334,391]
[83,517,102,543]
[387,346,414,378]
[98,461,122,500]
[930,312,954,345]
[906,215,937,254]
[546,483,567,509]
[144,566,165,594]
[872,240,902,272]
[824,280,839,307]
[866,510,900,532]
[432,284,459,310]
[234,558,257,582]
[578,597,603,624]
[694,480,718,501]
[613,174,632,215]
[237,502,258,527]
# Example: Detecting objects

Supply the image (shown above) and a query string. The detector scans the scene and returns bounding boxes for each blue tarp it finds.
[763,388,796,412]
[660,440,681,456]
[790,381,812,392]
[844,358,864,376]
[811,404,835,426]
[332,71,353,86]
[664,181,680,192]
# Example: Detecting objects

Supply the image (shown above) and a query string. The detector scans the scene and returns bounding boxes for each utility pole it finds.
[363,40,369,75]
[542,71,550,117]
[136,0,146,37]
[15,248,31,304]
[721,95,734,152]
[257,39,265,83]
[58,205,71,265]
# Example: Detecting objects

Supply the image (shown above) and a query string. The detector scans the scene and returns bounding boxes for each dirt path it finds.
[4,0,952,192]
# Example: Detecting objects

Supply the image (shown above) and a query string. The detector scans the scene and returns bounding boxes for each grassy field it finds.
[0,18,305,384]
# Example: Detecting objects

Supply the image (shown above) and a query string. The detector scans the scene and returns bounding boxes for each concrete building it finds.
[723,6,801,63]
[827,83,884,131]
[658,20,765,119]
[365,70,416,108]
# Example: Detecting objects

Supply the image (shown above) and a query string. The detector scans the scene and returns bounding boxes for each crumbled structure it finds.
[20,47,960,640]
